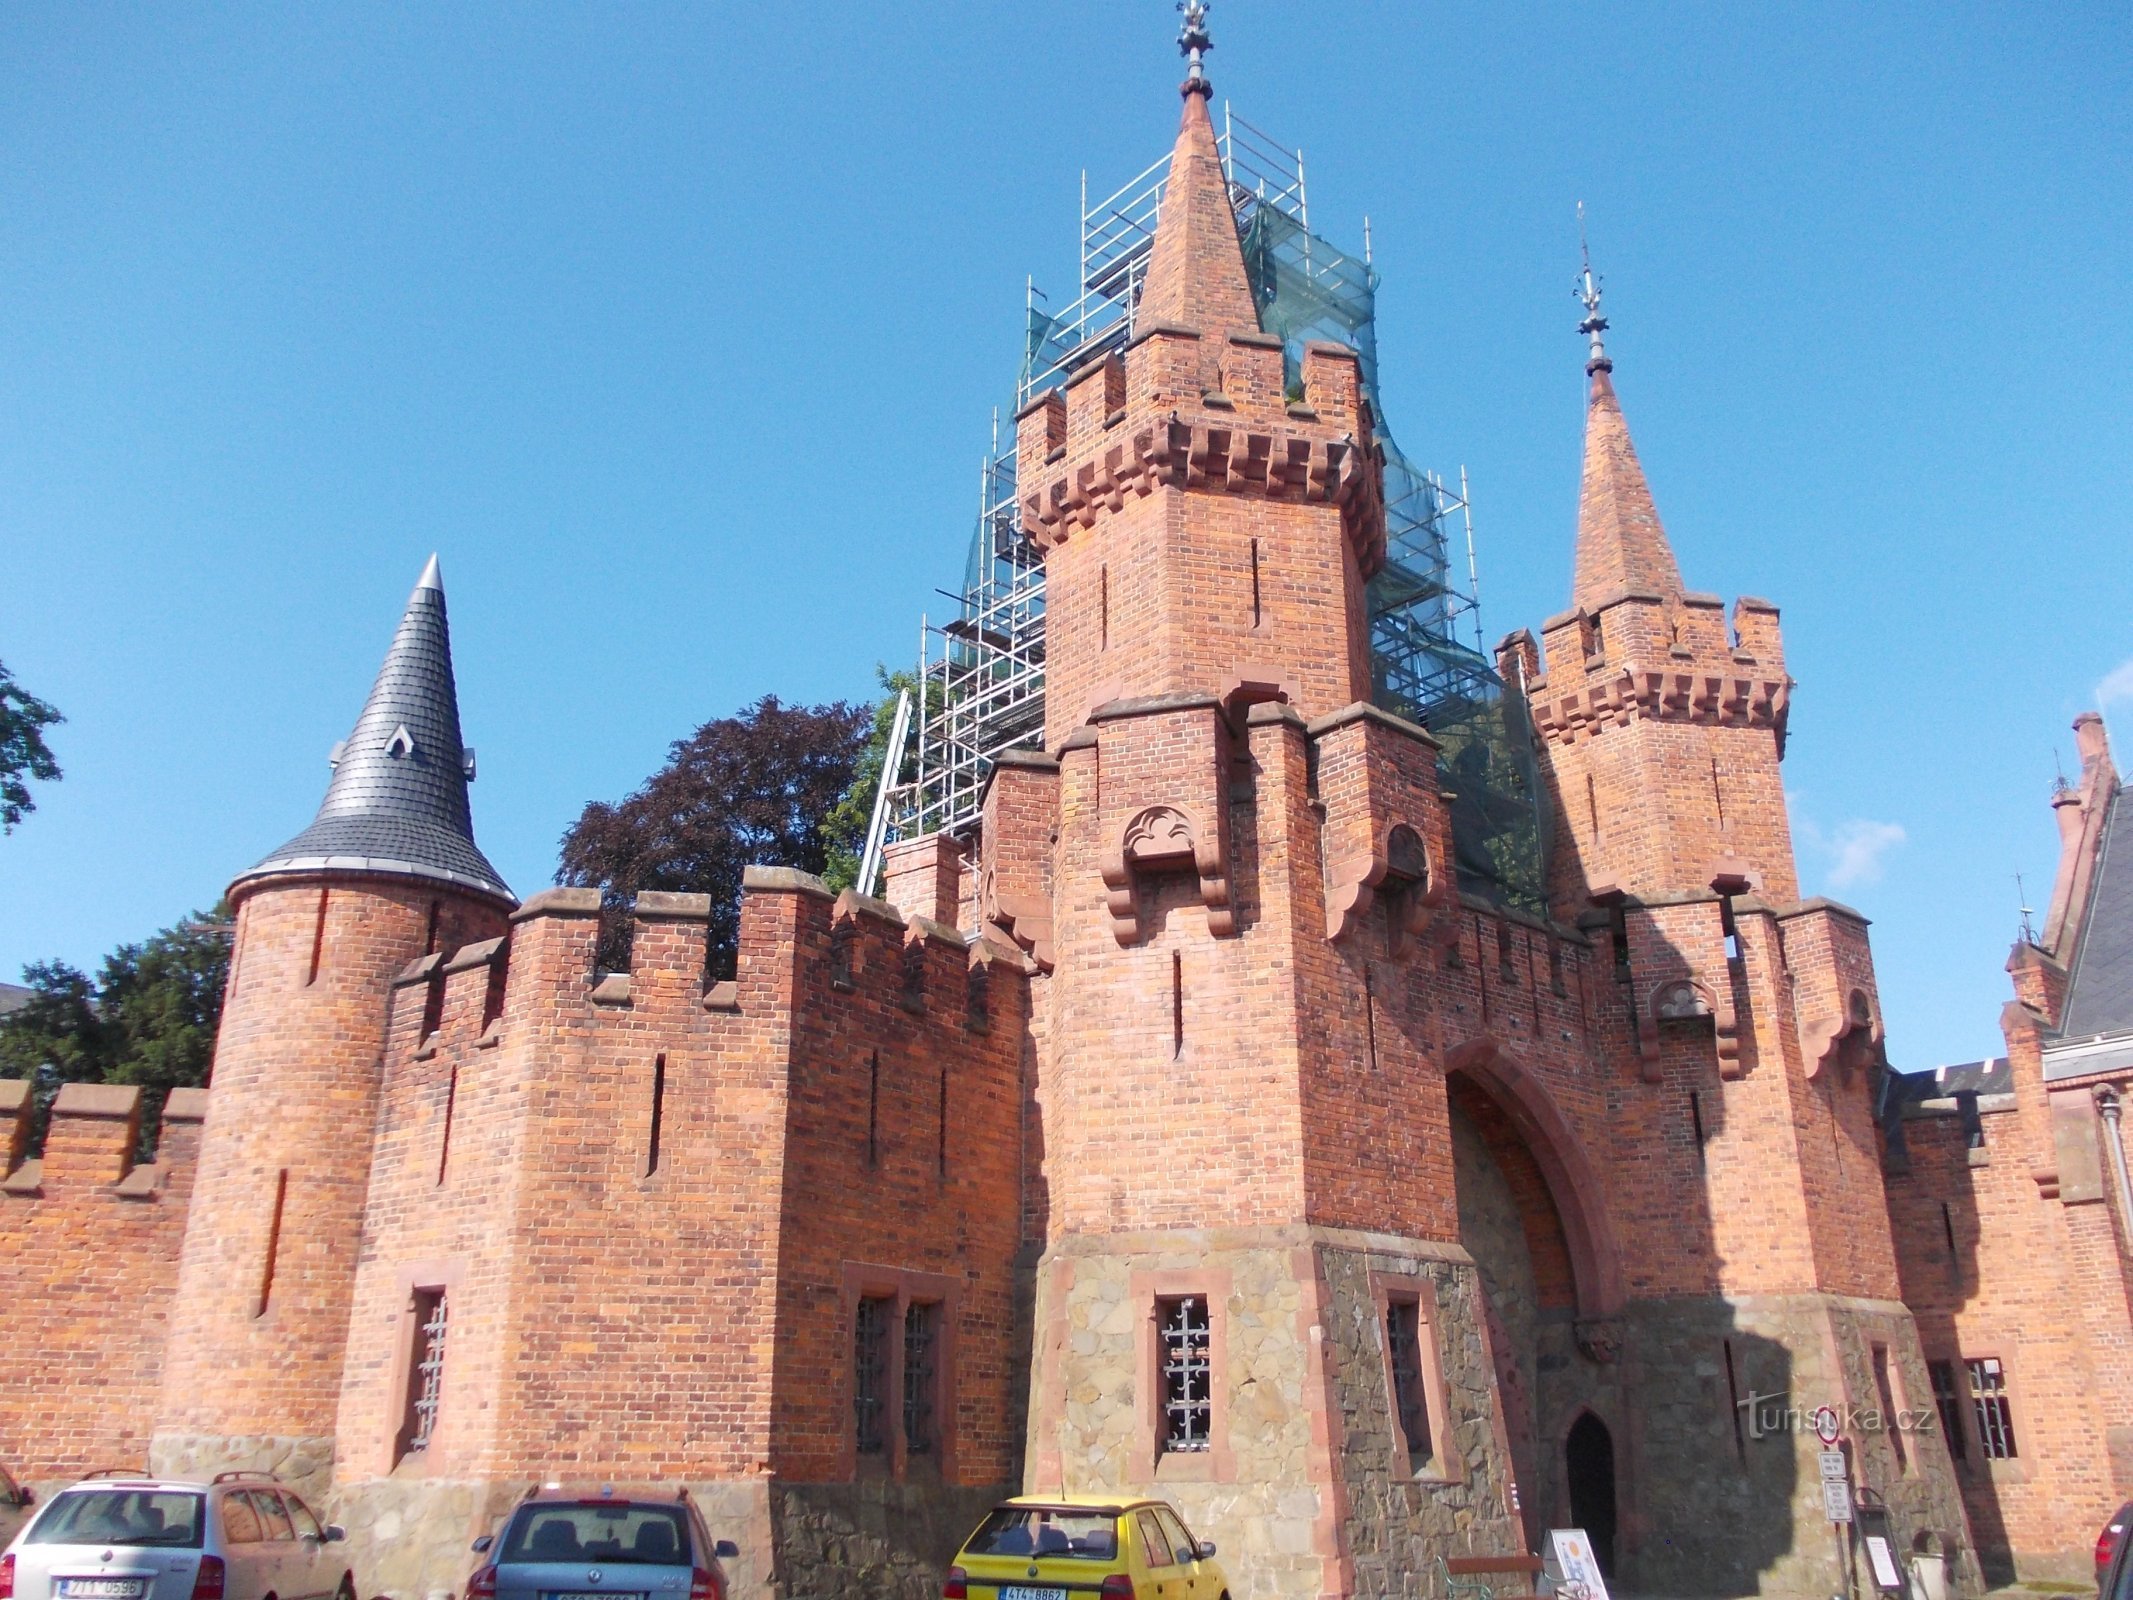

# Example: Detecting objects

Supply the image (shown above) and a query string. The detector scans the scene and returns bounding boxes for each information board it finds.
[1822,1479,1855,1523]
[1545,1528,1612,1600]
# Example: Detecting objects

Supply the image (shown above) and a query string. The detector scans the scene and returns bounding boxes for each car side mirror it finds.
[714,1539,739,1560]
[323,1525,346,1543]
[1197,1540,1217,1559]
[472,1535,493,1553]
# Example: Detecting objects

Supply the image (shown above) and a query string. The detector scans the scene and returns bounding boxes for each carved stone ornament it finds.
[1326,820,1441,947]
[1637,975,1741,1082]
[1803,986,1882,1082]
[1574,1318,1624,1365]
[1099,804,1235,945]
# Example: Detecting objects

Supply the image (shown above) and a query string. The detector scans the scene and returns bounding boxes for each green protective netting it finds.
[1241,205,1552,915]
[965,188,1553,915]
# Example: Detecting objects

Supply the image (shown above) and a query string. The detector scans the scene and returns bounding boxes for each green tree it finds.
[820,666,926,894]
[0,659,63,833]
[0,905,232,1157]
[558,695,871,976]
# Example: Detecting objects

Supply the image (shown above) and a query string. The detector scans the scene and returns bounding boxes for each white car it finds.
[0,1472,353,1600]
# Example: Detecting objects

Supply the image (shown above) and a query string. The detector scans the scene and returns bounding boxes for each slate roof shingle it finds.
[237,556,513,905]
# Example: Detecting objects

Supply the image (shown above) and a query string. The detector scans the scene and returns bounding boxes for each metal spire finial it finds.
[1177,0,1213,96]
[2017,871,2038,946]
[1576,201,1612,376]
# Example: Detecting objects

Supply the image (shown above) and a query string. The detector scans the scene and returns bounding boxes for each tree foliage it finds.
[557,695,871,976]
[819,666,927,894]
[0,904,233,1157]
[0,659,63,834]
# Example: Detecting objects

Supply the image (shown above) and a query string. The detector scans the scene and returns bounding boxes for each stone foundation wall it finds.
[1027,1227,1521,1600]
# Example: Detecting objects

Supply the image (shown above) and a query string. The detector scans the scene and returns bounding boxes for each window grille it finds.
[402,1289,448,1456]
[1927,1359,1967,1461]
[1386,1299,1431,1467]
[1967,1357,2017,1459]
[854,1296,891,1456]
[1158,1296,1212,1453]
[903,1301,939,1455]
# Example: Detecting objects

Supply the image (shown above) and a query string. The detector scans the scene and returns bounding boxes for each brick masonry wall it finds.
[154,874,507,1473]
[320,876,1028,1597]
[1888,1002,2133,1579]
[0,1083,204,1484]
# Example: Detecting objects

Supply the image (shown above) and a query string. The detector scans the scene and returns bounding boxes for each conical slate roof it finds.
[236,556,513,904]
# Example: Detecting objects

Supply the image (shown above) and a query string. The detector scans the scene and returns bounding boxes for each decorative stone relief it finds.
[1326,820,1442,947]
[1099,804,1234,944]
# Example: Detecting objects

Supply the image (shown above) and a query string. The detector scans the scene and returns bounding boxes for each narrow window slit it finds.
[1101,566,1109,651]
[1586,773,1601,839]
[646,1053,667,1176]
[1721,1338,1747,1464]
[424,898,441,955]
[1363,964,1380,1072]
[1689,1090,1707,1169]
[1172,951,1184,1060]
[937,1063,949,1180]
[305,888,330,986]
[255,1168,289,1318]
[437,1067,458,1186]
[867,1050,880,1167]
[1250,538,1263,628]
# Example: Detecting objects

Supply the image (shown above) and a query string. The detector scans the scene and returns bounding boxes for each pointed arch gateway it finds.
[1443,1037,1625,1319]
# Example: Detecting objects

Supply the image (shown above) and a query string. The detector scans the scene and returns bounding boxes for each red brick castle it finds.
[4,26,2121,1600]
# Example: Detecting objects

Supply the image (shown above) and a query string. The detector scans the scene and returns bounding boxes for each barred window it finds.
[1927,1359,1967,1462]
[1386,1298,1431,1469]
[1158,1296,1212,1454]
[903,1301,939,1456]
[398,1288,448,1460]
[854,1296,891,1456]
[1967,1357,2017,1459]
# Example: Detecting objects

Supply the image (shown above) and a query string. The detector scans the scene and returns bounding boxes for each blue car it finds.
[465,1490,738,1600]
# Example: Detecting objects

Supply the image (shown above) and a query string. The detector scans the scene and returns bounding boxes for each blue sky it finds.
[1,2,2126,1070]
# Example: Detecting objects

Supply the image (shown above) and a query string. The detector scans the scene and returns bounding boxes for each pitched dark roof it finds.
[2059,784,2133,1041]
[0,982,32,1018]
[1886,1058,2013,1119]
[236,556,513,905]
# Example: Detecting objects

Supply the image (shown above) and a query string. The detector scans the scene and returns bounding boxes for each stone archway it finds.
[1444,1039,1626,1548]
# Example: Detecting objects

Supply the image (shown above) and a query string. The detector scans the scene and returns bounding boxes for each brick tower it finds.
[152,557,513,1494]
[999,34,1525,1595]
[1491,273,1976,1592]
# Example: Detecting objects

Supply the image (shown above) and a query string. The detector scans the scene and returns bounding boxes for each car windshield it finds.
[501,1504,691,1565]
[965,1508,1119,1561]
[28,1489,205,1548]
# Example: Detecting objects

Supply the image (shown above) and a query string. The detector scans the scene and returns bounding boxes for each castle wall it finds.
[1887,1006,2133,1580]
[153,875,508,1492]
[0,1083,204,1488]
[315,873,1029,1600]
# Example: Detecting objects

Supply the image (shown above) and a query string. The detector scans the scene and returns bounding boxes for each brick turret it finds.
[152,558,511,1493]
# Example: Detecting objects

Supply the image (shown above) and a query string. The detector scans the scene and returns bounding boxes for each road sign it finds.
[1812,1406,1842,1445]
[1823,1480,1855,1523]
[1819,1450,1849,1481]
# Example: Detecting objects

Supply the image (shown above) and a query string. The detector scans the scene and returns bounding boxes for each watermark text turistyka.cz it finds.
[1738,1392,1939,1440]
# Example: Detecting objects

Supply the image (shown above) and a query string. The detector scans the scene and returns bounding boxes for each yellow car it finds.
[943,1494,1230,1600]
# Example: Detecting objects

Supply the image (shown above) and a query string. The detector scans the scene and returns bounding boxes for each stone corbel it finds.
[1100,804,1234,945]
[1574,1317,1624,1364]
[1802,988,1882,1081]
[1325,821,1441,947]
[1641,976,1741,1081]
[980,864,1055,974]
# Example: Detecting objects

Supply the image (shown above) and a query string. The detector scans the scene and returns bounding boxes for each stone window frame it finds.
[839,1261,960,1485]
[1130,1267,1235,1484]
[1961,1350,2024,1477]
[1369,1268,1461,1485]
[381,1258,466,1480]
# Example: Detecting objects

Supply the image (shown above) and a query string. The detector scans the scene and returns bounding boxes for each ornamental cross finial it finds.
[1177,0,1212,92]
[1576,201,1612,376]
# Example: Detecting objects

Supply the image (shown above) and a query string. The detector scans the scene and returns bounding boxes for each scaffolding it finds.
[884,108,1550,914]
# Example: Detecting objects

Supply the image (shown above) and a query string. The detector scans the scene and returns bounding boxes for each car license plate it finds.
[59,1583,146,1600]
[1001,1589,1067,1600]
